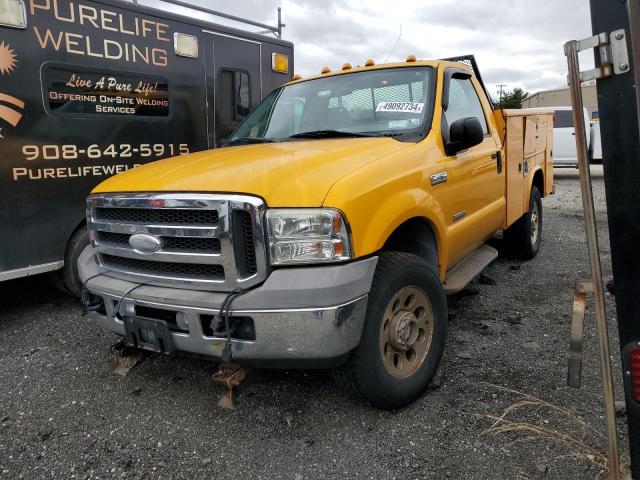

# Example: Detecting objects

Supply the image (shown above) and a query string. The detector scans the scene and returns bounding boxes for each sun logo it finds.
[0,42,18,75]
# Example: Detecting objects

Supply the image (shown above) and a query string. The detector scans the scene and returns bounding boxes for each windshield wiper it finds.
[288,130,379,139]
[227,137,276,146]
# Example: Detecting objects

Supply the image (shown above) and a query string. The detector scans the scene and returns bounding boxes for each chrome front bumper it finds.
[79,246,377,365]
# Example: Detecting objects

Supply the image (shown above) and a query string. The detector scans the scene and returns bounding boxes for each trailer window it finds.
[444,77,488,135]
[219,70,251,123]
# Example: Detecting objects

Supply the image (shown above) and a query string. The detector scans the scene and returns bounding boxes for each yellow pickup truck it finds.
[79,55,553,409]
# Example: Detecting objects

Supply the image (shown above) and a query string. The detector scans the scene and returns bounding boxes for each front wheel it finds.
[332,252,447,409]
[50,227,90,298]
[504,186,542,259]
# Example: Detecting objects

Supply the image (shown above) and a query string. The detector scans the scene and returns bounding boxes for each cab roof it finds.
[286,59,472,85]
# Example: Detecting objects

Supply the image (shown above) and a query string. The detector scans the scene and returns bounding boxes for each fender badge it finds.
[431,172,448,186]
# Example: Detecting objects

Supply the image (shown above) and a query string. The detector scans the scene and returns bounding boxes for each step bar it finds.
[443,245,498,295]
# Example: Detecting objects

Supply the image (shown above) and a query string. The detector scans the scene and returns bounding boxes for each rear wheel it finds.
[504,186,542,259]
[50,227,89,298]
[332,252,447,409]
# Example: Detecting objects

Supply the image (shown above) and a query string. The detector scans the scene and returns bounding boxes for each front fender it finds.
[338,186,449,278]
[322,134,449,277]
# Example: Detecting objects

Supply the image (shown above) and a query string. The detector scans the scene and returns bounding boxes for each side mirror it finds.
[446,117,484,155]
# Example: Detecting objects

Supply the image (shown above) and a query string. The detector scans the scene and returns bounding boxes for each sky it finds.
[143,0,595,101]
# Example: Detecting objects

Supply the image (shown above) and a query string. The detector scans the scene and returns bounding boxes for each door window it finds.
[554,110,573,128]
[219,70,251,124]
[444,77,488,135]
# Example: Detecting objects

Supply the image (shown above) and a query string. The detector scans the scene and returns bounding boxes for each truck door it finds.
[206,33,261,147]
[438,71,503,264]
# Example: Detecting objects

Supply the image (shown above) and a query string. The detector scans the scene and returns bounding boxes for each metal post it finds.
[277,7,282,38]
[565,40,620,479]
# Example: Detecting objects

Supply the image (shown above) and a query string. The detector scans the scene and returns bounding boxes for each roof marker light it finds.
[0,0,26,29]
[272,53,289,73]
[342,63,352,71]
[365,59,375,67]
[292,74,302,81]
[174,33,198,58]
[406,54,417,62]
[321,66,331,74]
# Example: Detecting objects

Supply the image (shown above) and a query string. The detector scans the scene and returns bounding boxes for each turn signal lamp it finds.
[365,58,375,67]
[406,54,417,62]
[342,63,352,70]
[292,74,302,81]
[321,66,331,74]
[629,348,640,401]
[0,0,26,29]
[272,53,289,73]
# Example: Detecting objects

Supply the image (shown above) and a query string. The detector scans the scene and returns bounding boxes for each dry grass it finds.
[475,382,631,479]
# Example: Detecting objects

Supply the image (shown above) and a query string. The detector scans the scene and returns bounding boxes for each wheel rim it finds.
[379,286,434,379]
[530,201,540,244]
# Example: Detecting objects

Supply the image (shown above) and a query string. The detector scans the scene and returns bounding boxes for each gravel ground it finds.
[0,166,630,479]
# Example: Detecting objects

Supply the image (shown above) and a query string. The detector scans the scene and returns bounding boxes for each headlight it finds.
[266,208,352,265]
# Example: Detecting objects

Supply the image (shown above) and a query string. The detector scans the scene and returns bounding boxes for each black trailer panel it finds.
[0,0,293,284]
[589,0,640,476]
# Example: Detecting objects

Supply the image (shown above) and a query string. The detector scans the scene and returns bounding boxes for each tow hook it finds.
[212,363,249,410]
[109,339,148,376]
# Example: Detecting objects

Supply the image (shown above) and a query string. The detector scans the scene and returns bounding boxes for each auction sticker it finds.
[376,101,424,113]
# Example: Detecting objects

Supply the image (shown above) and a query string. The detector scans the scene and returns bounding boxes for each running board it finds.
[443,245,498,294]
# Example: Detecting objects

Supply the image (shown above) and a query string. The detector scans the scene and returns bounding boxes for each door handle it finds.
[491,151,503,174]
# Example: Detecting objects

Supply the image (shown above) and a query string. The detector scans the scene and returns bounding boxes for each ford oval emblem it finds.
[129,233,162,254]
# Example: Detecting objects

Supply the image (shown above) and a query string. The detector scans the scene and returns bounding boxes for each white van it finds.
[549,107,591,168]
[550,106,591,167]
[526,106,593,167]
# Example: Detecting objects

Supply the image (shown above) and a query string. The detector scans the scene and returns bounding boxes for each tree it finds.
[494,87,529,109]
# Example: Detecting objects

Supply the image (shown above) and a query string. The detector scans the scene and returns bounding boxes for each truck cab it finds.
[80,55,553,409]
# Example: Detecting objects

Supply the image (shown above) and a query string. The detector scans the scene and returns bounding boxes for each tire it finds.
[504,186,542,260]
[332,252,447,409]
[51,227,90,298]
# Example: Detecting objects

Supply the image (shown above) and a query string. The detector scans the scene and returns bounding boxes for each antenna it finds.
[385,24,402,63]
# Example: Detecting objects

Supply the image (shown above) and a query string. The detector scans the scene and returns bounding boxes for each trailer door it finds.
[206,33,261,147]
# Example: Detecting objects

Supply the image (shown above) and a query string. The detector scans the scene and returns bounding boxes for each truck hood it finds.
[93,138,408,206]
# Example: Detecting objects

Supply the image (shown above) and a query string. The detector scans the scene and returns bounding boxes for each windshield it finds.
[227,67,434,145]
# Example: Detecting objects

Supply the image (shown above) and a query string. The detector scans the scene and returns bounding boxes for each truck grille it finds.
[97,231,222,253]
[101,255,225,279]
[95,207,218,225]
[232,210,258,276]
[87,193,267,291]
